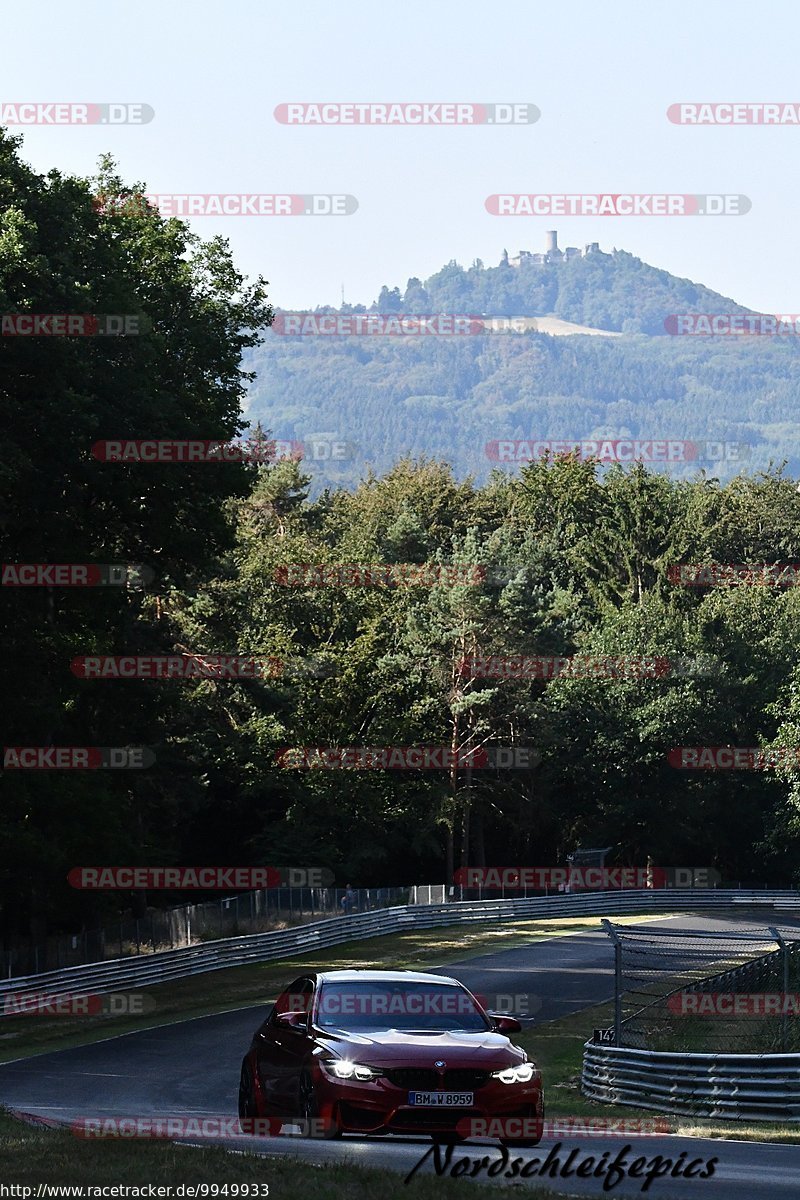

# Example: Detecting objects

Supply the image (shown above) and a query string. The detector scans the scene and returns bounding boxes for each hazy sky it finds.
[5,1,800,312]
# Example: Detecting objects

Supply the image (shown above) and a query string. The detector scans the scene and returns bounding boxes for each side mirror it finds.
[276,1010,308,1032]
[489,1013,522,1034]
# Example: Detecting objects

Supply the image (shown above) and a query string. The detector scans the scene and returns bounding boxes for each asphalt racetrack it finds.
[1,910,799,1196]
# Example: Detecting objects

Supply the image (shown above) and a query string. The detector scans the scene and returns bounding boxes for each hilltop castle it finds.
[504,231,601,268]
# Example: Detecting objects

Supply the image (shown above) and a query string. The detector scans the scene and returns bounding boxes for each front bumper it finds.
[315,1067,543,1138]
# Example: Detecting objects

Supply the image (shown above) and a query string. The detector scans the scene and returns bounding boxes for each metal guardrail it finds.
[582,1040,800,1121]
[1,889,798,1014]
[2,885,414,978]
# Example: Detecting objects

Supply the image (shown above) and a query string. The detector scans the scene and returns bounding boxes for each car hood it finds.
[313,1027,527,1067]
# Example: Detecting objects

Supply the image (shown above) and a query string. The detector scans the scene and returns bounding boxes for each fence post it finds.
[601,918,623,1047]
[769,925,789,1052]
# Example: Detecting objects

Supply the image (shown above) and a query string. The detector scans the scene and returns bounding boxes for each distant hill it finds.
[244,245,800,492]
[363,246,751,335]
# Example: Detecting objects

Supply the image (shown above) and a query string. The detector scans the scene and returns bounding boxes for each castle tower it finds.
[545,230,558,254]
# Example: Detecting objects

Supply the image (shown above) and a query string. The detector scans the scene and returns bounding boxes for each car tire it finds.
[299,1068,342,1140]
[238,1062,258,1127]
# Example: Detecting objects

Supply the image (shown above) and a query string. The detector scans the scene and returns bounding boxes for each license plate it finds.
[408,1091,474,1106]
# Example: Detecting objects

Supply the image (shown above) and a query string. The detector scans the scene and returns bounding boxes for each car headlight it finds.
[323,1059,383,1081]
[491,1063,537,1084]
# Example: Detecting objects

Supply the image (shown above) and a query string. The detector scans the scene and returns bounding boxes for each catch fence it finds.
[602,918,800,1052]
[1,888,797,1011]
[0,885,413,978]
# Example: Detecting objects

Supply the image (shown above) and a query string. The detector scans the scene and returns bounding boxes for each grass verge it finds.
[517,999,800,1145]
[0,1111,572,1194]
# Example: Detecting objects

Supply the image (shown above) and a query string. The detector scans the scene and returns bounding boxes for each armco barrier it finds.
[0,889,797,1015]
[582,1040,800,1121]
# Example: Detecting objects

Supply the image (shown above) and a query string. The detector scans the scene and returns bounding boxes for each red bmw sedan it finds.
[238,969,544,1144]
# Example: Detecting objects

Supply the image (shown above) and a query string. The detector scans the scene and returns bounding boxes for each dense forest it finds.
[5,133,800,949]
[247,253,800,493]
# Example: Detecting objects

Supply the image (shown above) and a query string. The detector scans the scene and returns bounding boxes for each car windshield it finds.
[314,981,490,1031]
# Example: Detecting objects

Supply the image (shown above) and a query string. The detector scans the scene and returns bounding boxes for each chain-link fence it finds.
[0,885,413,978]
[602,919,800,1053]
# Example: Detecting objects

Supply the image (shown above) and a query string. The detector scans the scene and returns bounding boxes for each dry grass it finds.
[0,1112,571,1194]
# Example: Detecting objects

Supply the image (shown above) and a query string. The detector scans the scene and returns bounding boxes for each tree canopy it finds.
[4,134,800,954]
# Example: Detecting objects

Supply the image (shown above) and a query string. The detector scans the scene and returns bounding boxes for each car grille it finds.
[442,1069,491,1089]
[385,1068,490,1090]
[385,1068,438,1090]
